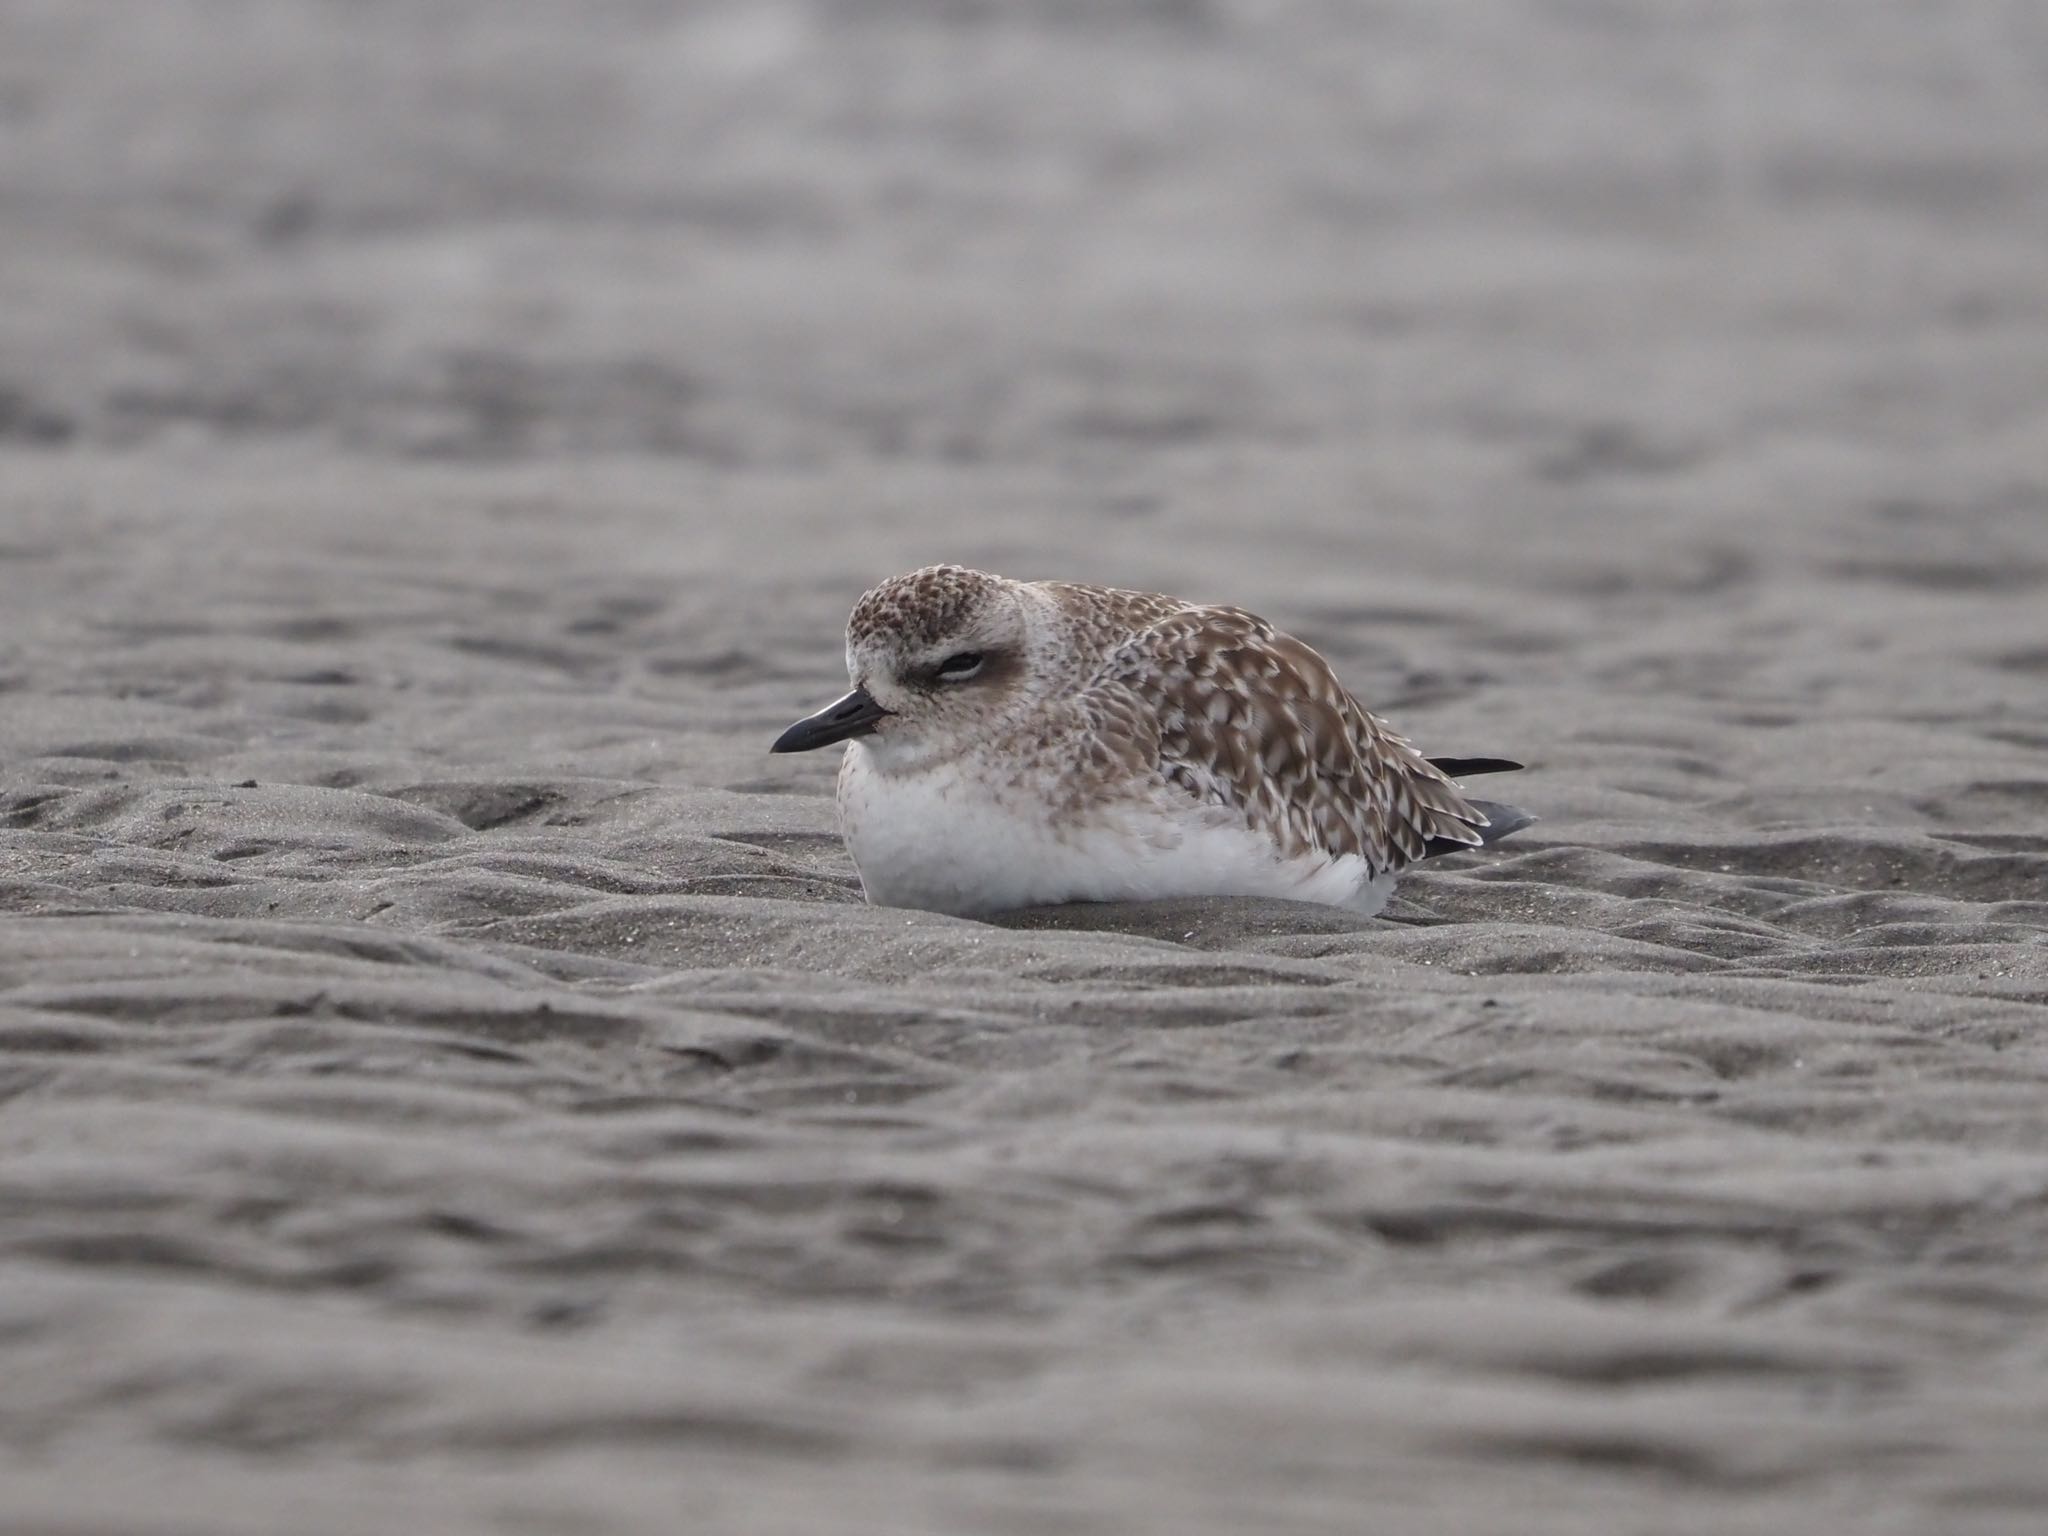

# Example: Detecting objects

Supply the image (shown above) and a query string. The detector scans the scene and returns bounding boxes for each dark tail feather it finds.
[1429,756,1523,778]
[1425,799,1536,859]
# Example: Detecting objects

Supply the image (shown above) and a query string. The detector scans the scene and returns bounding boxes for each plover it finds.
[772,565,1531,917]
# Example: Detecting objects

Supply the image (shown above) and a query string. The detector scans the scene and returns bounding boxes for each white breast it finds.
[835,743,1394,917]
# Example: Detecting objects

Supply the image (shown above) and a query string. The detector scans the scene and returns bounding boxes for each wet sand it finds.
[3,4,2047,1532]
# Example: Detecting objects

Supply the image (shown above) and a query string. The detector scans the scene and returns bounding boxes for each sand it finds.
[3,3,2047,1532]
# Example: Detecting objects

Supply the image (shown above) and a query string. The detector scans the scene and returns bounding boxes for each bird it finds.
[770,565,1531,917]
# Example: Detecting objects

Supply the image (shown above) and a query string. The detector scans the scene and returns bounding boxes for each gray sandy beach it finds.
[3,3,2047,1532]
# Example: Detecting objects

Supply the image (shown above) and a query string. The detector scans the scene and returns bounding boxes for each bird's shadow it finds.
[986,894,1424,946]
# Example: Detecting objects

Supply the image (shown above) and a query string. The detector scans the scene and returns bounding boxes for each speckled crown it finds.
[846,565,1004,655]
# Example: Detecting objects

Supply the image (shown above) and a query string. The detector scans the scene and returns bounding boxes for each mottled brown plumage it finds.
[1097,606,1482,876]
[1089,601,1490,873]
[775,565,1530,915]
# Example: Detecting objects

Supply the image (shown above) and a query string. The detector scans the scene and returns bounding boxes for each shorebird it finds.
[771,565,1530,916]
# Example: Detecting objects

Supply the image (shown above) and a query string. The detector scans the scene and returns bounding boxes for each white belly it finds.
[835,744,1394,917]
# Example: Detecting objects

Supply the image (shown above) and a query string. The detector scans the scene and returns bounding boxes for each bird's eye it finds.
[935,651,985,681]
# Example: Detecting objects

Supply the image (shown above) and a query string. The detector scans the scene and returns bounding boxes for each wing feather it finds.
[1085,605,1494,875]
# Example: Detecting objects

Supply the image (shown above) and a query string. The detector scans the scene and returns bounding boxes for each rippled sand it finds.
[3,4,2047,1533]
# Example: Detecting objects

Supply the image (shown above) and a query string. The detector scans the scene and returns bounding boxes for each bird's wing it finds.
[1083,605,1493,874]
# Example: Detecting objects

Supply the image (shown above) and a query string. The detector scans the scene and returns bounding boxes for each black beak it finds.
[770,686,891,753]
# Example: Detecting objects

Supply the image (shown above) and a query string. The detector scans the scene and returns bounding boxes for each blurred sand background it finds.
[3,2,2047,1532]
